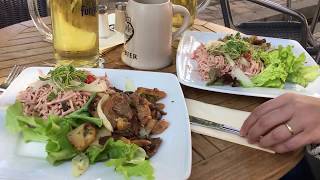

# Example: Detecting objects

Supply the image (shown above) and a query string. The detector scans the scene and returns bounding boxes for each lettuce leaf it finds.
[87,138,139,163]
[252,62,288,88]
[67,113,102,127]
[260,49,280,66]
[6,102,47,142]
[5,101,23,133]
[45,116,77,165]
[86,145,109,163]
[18,116,48,142]
[287,65,320,87]
[286,50,305,74]
[284,51,320,87]
[104,139,154,180]
[255,45,320,88]
[66,93,102,127]
[5,96,101,165]
[86,139,154,179]
[106,160,154,180]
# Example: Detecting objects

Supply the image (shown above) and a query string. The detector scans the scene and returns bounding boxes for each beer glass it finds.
[28,0,99,67]
[171,0,210,28]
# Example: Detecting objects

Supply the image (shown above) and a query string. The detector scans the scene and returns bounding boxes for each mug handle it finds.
[172,4,191,40]
[197,0,211,13]
[27,0,52,42]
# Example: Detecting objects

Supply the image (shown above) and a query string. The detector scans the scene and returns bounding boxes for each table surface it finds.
[0,18,303,180]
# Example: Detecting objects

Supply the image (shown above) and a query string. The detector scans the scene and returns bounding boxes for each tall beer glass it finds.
[28,0,99,67]
[171,0,210,28]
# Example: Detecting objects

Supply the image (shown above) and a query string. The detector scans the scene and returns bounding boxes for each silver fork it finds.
[0,65,24,91]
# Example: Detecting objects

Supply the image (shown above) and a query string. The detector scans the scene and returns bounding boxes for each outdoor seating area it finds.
[1,0,320,179]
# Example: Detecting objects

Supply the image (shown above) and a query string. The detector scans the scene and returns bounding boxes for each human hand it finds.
[240,93,320,153]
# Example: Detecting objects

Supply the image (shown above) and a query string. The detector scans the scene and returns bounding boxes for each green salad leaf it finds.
[107,160,154,180]
[45,116,77,165]
[253,45,320,88]
[6,102,47,142]
[104,139,154,180]
[86,144,110,163]
[66,93,103,127]
[106,139,140,159]
[287,65,320,87]
[252,62,288,88]
[5,101,23,133]
[18,116,48,142]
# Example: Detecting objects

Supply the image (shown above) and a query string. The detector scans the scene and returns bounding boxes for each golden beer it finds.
[172,0,197,28]
[50,0,99,67]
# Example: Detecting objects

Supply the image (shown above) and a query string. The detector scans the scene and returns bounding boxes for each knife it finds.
[189,116,240,135]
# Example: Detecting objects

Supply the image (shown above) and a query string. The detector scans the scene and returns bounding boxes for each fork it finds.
[0,65,24,92]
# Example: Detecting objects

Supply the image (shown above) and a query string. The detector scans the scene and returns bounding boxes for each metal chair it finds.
[220,0,320,64]
[310,0,320,34]
[0,0,47,29]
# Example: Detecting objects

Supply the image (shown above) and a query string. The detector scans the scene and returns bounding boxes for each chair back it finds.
[0,0,47,29]
[219,0,308,48]
[237,21,306,47]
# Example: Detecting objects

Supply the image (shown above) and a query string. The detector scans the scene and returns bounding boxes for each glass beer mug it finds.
[28,0,99,67]
[171,0,210,28]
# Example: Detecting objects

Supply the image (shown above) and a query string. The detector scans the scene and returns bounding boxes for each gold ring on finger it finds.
[285,123,294,135]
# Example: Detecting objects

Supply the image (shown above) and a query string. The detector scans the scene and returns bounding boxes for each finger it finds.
[271,132,310,153]
[260,118,304,147]
[240,93,292,136]
[246,105,293,143]
[259,123,293,147]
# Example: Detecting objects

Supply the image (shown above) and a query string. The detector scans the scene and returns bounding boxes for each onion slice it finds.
[77,78,108,92]
[239,57,250,67]
[29,80,49,89]
[97,94,113,132]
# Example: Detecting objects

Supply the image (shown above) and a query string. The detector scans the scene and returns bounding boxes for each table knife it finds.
[189,116,240,135]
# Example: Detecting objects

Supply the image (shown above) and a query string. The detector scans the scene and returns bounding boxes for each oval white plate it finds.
[176,31,320,98]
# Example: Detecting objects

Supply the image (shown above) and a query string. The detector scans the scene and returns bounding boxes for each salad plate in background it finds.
[0,66,191,180]
[176,31,320,98]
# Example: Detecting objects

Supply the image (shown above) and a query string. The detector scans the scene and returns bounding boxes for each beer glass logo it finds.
[80,0,97,16]
[124,17,134,44]
[81,6,97,16]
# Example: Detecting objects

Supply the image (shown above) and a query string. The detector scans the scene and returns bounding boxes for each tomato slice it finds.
[84,75,96,84]
[243,52,252,60]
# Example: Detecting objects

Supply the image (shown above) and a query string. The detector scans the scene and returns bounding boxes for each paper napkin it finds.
[99,31,124,55]
[99,13,124,55]
[186,98,275,153]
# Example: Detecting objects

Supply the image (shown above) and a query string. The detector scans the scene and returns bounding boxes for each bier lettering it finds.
[124,50,138,60]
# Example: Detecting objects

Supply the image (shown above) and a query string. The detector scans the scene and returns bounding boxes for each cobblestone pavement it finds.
[197,0,320,40]
[197,0,303,25]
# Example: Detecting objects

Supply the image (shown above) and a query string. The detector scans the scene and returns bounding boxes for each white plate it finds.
[0,67,191,180]
[176,31,320,98]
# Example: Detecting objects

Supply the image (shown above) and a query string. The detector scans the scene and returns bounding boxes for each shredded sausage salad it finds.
[6,65,170,180]
[192,33,320,88]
